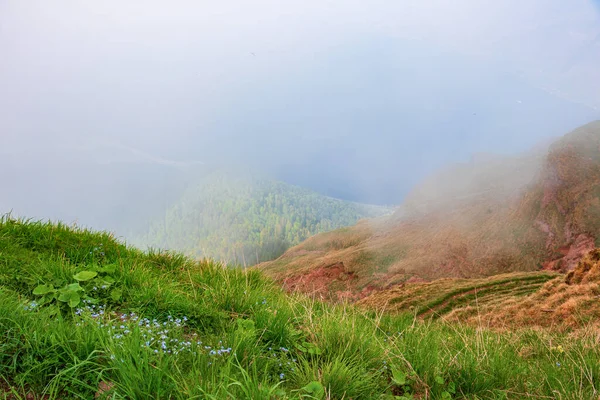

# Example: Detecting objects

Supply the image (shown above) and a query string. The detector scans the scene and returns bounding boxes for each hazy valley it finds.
[3,1,600,398]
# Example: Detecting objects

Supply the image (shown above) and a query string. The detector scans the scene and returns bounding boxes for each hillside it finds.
[259,121,600,299]
[133,171,390,265]
[2,218,600,399]
[357,272,559,321]
[359,248,600,331]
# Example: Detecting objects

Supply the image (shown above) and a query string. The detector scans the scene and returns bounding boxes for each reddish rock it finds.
[542,234,596,272]
[560,234,596,271]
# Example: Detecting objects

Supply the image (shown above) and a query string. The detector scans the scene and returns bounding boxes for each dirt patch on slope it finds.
[282,262,359,300]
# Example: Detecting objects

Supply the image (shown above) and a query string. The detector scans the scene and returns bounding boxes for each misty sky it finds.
[1,0,600,224]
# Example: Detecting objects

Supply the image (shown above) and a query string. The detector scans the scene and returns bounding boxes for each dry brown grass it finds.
[566,248,600,284]
[462,249,600,330]
[353,248,600,330]
[357,272,556,317]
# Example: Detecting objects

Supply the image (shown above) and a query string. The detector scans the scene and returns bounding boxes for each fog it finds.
[1,0,600,235]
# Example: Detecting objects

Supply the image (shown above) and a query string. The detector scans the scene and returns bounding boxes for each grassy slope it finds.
[449,249,600,329]
[2,218,600,399]
[357,272,558,319]
[259,121,600,298]
[359,248,600,332]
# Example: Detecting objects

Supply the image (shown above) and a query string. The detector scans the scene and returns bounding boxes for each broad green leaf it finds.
[66,283,83,292]
[392,369,406,385]
[435,376,445,385]
[84,296,99,304]
[58,291,72,302]
[102,276,116,285]
[33,285,54,295]
[110,288,122,301]
[68,293,81,307]
[73,271,97,281]
[99,264,116,274]
[236,318,256,331]
[302,381,324,397]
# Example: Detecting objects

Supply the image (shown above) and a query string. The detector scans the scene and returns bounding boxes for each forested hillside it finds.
[134,172,390,264]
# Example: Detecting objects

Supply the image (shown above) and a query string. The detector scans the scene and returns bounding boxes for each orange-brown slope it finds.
[357,248,600,330]
[445,248,600,329]
[259,121,600,300]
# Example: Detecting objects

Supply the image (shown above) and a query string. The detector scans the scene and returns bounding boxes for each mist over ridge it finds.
[1,0,600,233]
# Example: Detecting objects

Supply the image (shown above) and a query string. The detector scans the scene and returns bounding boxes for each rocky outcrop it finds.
[543,233,596,272]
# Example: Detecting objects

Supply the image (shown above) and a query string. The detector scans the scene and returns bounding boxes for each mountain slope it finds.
[359,248,600,330]
[357,271,558,320]
[259,121,600,299]
[133,171,390,264]
[3,218,600,398]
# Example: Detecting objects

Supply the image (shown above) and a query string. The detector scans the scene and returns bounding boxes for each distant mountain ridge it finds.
[258,121,600,300]
[133,171,391,264]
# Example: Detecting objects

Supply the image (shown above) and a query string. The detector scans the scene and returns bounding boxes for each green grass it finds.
[1,217,600,399]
